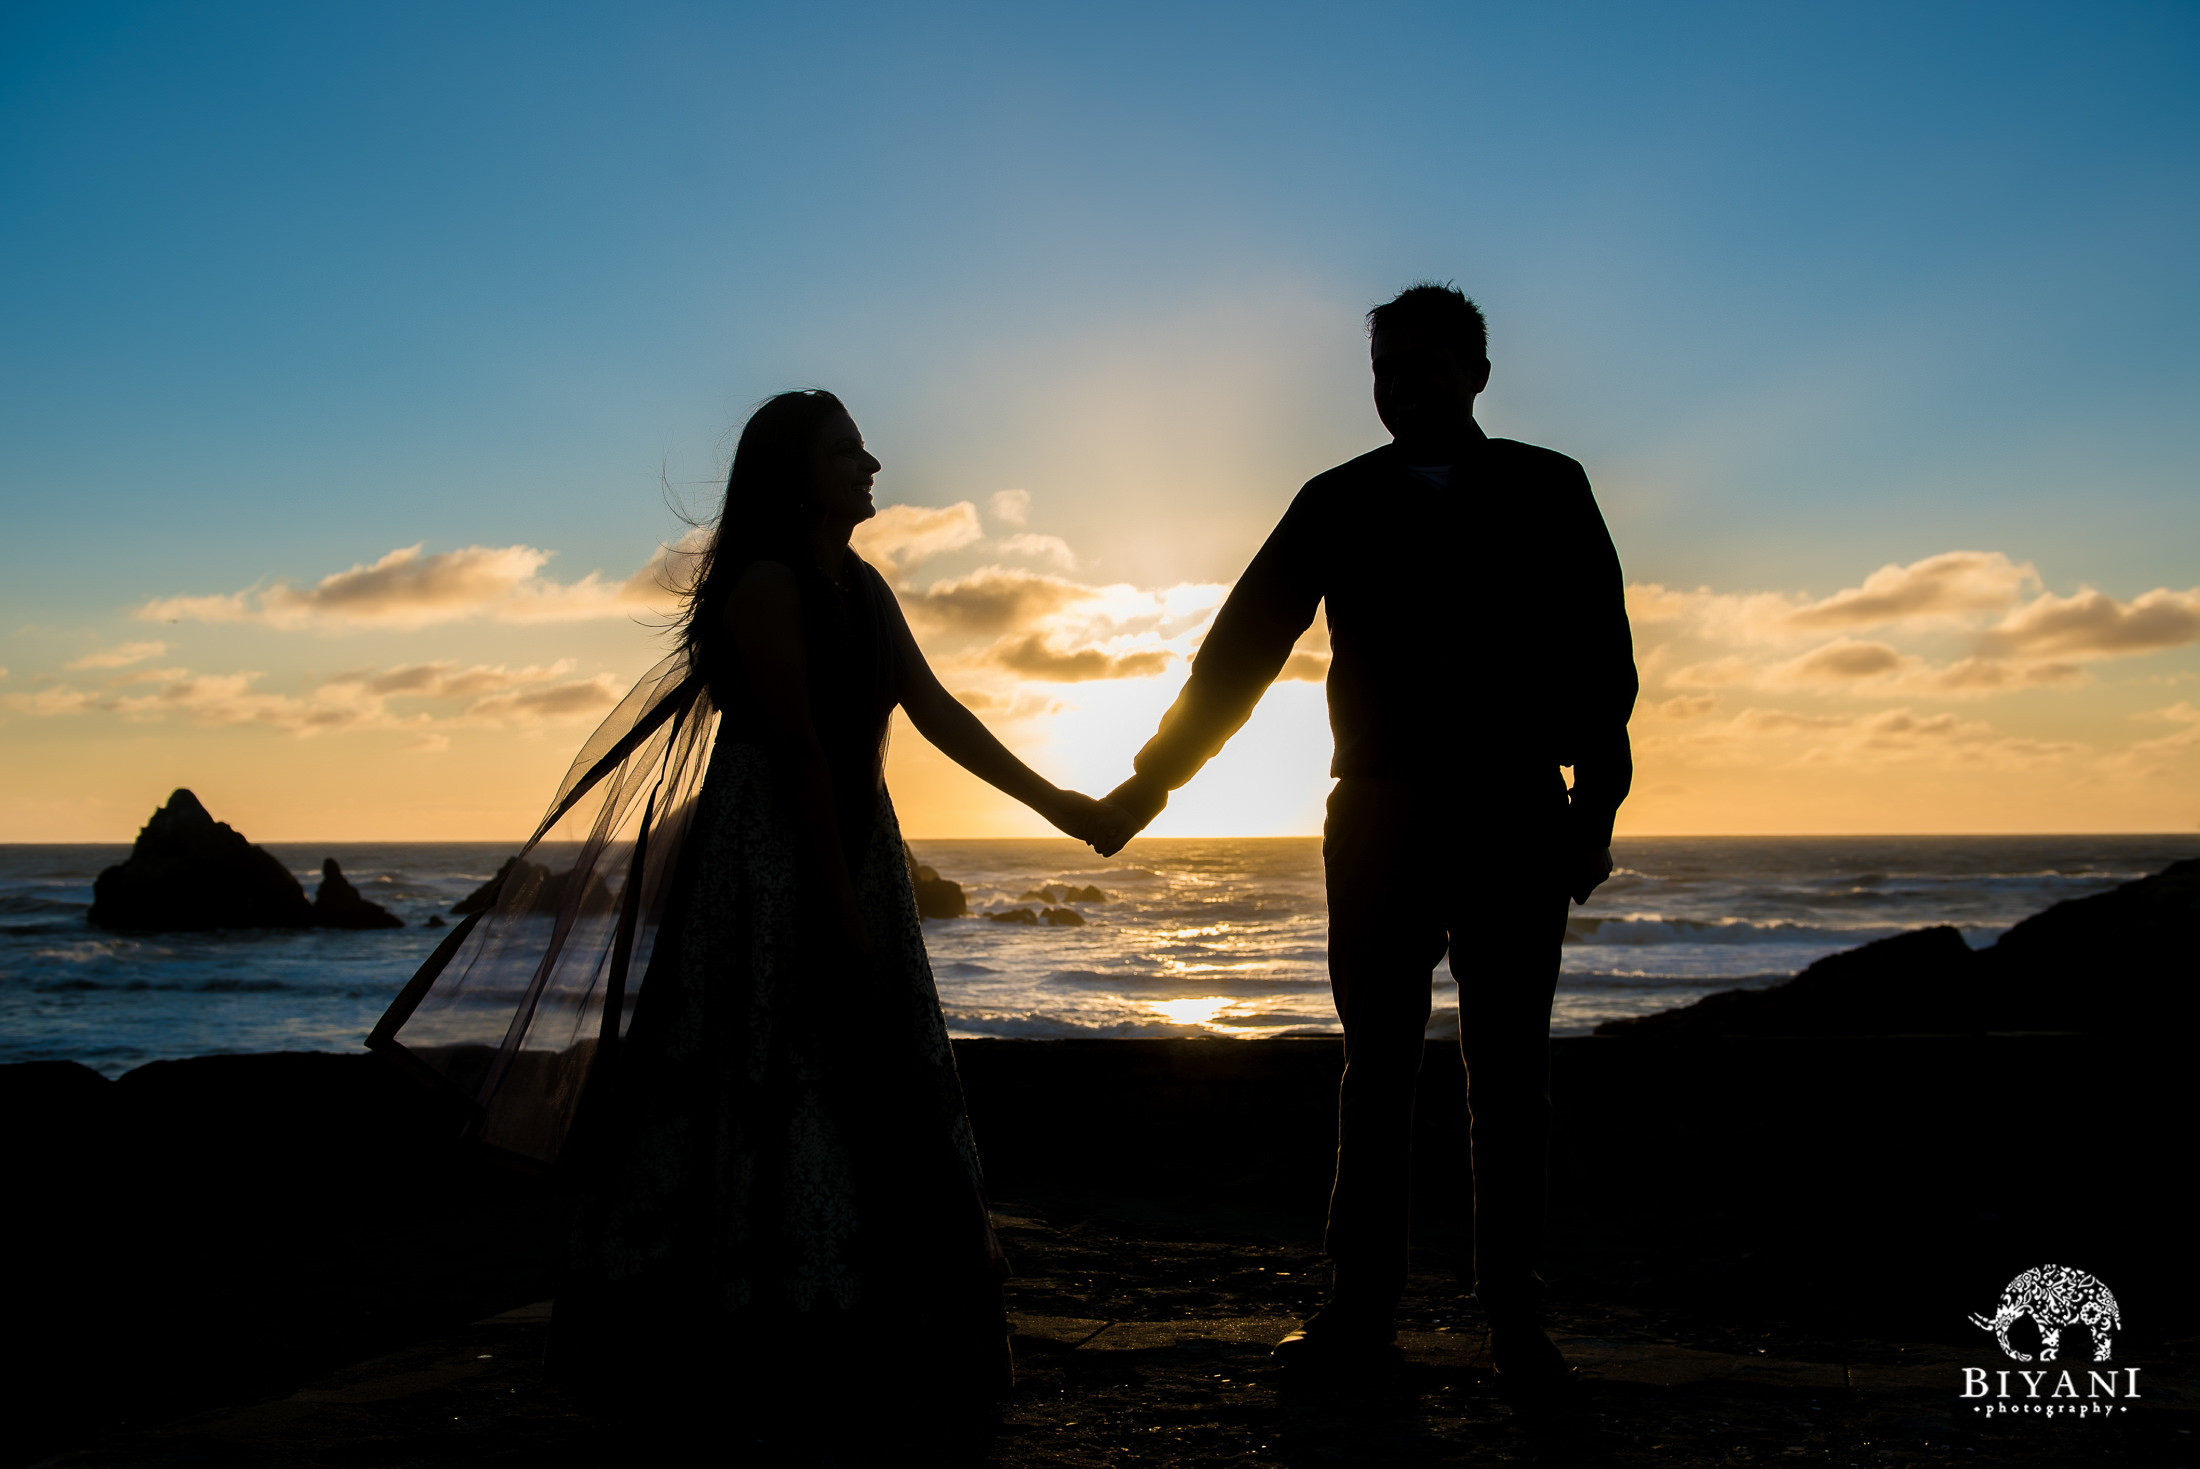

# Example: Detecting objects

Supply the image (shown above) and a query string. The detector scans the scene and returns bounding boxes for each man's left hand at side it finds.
[1566,797,1617,905]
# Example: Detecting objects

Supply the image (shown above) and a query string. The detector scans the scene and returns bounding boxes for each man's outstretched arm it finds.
[1099,493,1327,851]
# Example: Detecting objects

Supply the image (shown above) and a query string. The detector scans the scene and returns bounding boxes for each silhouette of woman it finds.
[527,391,1117,1452]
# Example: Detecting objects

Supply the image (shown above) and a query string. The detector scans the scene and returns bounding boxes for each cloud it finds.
[851,502,985,576]
[6,659,623,737]
[1778,639,1912,681]
[985,634,1174,682]
[65,641,167,670]
[1644,694,1718,720]
[987,489,1031,527]
[1688,704,2087,771]
[1980,585,2200,659]
[994,532,1077,569]
[340,660,579,699]
[902,566,1097,637]
[1668,656,1759,689]
[1784,552,2036,631]
[3,686,111,716]
[2125,701,2200,762]
[462,676,625,722]
[137,544,668,630]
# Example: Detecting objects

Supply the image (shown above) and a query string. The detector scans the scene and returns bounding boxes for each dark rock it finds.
[312,859,403,929]
[449,855,614,917]
[1596,855,2200,1038]
[1975,855,2200,1031]
[1596,926,1977,1037]
[451,856,523,915]
[424,914,446,929]
[987,908,1040,925]
[87,790,313,931]
[1041,907,1087,927]
[904,844,968,919]
[1021,883,1107,904]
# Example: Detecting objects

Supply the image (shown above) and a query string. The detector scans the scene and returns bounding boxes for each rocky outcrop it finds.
[88,790,315,931]
[1021,883,1107,904]
[986,906,1086,927]
[448,856,616,918]
[451,857,523,915]
[87,791,421,931]
[905,845,968,919]
[1596,856,2200,1038]
[312,859,403,929]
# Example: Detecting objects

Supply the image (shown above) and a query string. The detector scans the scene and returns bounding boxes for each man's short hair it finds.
[1367,282,1488,363]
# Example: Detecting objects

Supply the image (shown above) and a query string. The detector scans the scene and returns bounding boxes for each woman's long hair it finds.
[676,389,848,668]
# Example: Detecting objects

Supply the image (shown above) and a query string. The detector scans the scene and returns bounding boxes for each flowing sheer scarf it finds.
[369,649,721,1168]
[368,556,901,1169]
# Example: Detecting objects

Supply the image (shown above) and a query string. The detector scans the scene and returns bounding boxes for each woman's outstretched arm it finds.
[882,580,1124,848]
[726,561,873,955]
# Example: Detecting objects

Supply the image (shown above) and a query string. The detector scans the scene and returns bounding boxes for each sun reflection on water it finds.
[1148,995,1236,1027]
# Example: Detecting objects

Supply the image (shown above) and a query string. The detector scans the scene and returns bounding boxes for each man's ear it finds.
[1467,356,1492,395]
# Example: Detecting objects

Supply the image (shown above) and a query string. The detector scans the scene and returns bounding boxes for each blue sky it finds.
[3,2,2196,839]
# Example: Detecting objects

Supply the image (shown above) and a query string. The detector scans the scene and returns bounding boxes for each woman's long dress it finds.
[551,560,1006,1421]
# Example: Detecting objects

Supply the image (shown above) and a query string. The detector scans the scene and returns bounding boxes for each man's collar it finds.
[1387,418,1487,467]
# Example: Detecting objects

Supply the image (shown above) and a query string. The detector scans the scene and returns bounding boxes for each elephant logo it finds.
[1969,1264,2121,1363]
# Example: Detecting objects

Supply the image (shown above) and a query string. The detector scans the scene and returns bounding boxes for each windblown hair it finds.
[676,389,848,667]
[1367,282,1488,363]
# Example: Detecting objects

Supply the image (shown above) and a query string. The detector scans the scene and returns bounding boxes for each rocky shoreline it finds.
[8,851,2196,1464]
[6,1031,2194,1466]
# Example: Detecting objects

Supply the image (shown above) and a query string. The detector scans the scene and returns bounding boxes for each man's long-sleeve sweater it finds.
[1131,426,1637,811]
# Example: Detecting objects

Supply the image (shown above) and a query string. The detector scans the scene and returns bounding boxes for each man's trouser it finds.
[1319,774,1572,1318]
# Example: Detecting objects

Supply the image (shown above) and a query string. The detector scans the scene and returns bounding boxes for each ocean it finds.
[1,835,2190,1077]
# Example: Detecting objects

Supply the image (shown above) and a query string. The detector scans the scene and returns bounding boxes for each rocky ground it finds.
[41,1193,2198,1469]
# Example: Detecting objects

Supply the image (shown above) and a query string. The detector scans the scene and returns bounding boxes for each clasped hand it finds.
[1047,790,1140,856]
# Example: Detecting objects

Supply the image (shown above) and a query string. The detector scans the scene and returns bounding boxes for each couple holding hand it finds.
[548,282,1637,1453]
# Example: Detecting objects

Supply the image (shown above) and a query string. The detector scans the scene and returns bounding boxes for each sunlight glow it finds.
[1148,996,1236,1027]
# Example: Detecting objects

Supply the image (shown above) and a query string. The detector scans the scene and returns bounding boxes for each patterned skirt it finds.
[551,736,1006,1412]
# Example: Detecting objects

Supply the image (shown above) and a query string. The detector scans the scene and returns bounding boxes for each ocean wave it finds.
[1565,915,1909,947]
[30,976,309,994]
[1555,971,1795,991]
[0,895,87,916]
[942,1009,1211,1040]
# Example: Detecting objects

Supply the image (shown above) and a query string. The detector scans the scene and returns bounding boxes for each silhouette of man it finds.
[1098,283,1636,1387]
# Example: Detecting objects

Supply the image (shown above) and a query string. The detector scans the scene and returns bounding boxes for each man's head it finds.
[1367,283,1490,457]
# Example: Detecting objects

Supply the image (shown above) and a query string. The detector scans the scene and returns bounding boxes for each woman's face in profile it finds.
[808,411,881,529]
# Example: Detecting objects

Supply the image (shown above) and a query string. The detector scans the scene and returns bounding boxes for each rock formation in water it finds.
[447,854,615,918]
[1595,856,2200,1037]
[88,790,315,931]
[87,790,419,931]
[312,859,403,929]
[1022,884,1108,904]
[450,857,523,915]
[905,845,968,919]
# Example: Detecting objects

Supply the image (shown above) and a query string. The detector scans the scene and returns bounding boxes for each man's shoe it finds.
[1271,1306,1403,1372]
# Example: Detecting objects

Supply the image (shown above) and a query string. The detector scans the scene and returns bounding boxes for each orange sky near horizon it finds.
[4,500,2195,845]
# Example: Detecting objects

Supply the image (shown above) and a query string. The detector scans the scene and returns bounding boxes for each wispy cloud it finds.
[1635,550,2199,703]
[136,544,671,630]
[850,502,986,575]
[1981,585,2200,658]
[5,659,621,737]
[65,641,168,670]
